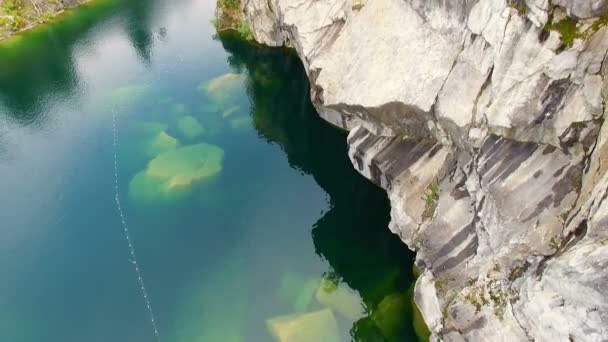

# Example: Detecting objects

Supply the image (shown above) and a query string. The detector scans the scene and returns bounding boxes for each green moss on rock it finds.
[214,0,253,40]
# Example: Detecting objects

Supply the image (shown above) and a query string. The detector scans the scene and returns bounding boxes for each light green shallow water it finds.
[0,0,425,341]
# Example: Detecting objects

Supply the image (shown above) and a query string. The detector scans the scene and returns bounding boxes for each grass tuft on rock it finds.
[544,10,608,48]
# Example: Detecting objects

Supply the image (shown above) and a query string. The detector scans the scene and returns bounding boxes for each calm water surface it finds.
[0,0,423,341]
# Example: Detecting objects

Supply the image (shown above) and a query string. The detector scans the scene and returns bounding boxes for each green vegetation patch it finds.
[422,181,439,221]
[236,17,252,40]
[214,0,253,40]
[218,0,240,11]
[544,11,608,48]
[0,0,28,33]
[545,17,579,47]
[509,0,526,16]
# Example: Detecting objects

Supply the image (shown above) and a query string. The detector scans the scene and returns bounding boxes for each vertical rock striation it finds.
[238,0,608,340]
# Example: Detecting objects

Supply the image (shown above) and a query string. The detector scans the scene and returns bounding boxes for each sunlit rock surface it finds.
[241,0,608,340]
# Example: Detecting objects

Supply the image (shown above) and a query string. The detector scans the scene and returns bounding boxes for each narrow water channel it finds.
[0,0,421,341]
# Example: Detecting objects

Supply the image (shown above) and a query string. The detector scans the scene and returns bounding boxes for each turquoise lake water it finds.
[0,0,422,341]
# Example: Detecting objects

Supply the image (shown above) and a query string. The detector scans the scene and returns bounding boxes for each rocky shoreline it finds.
[0,0,89,41]
[227,0,608,340]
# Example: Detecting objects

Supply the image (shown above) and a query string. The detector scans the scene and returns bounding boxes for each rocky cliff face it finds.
[239,0,608,340]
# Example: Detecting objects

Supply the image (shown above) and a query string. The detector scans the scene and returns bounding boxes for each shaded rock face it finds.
[240,0,608,340]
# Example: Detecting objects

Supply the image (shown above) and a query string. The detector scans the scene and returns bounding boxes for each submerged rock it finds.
[176,116,205,139]
[266,308,340,342]
[129,143,224,205]
[199,73,245,103]
[146,143,224,190]
[119,121,179,172]
[350,317,388,342]
[279,272,319,313]
[315,278,365,321]
[371,292,410,341]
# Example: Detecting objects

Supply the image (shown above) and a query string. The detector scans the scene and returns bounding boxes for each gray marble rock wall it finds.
[240,0,608,340]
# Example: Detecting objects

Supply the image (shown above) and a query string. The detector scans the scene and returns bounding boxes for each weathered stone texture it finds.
[241,0,608,340]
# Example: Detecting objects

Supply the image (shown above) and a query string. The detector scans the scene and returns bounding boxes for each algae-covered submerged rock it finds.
[199,73,245,103]
[315,278,366,321]
[147,143,224,189]
[176,116,205,139]
[372,292,410,341]
[266,308,340,342]
[279,272,319,313]
[119,121,179,172]
[129,143,224,205]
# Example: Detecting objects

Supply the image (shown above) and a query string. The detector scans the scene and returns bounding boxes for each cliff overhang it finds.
[219,0,608,340]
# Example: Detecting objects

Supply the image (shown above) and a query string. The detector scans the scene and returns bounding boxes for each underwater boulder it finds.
[147,143,224,190]
[119,121,179,172]
[315,278,366,321]
[176,116,204,140]
[199,73,245,103]
[351,317,388,342]
[149,131,179,154]
[279,272,319,313]
[129,143,224,205]
[371,292,411,341]
[266,308,340,342]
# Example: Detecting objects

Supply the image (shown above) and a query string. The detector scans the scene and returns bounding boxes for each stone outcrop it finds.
[239,0,608,340]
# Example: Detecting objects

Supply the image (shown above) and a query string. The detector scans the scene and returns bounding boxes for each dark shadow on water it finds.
[218,31,420,341]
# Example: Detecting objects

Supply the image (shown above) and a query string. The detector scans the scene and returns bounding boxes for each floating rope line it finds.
[111,108,161,342]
